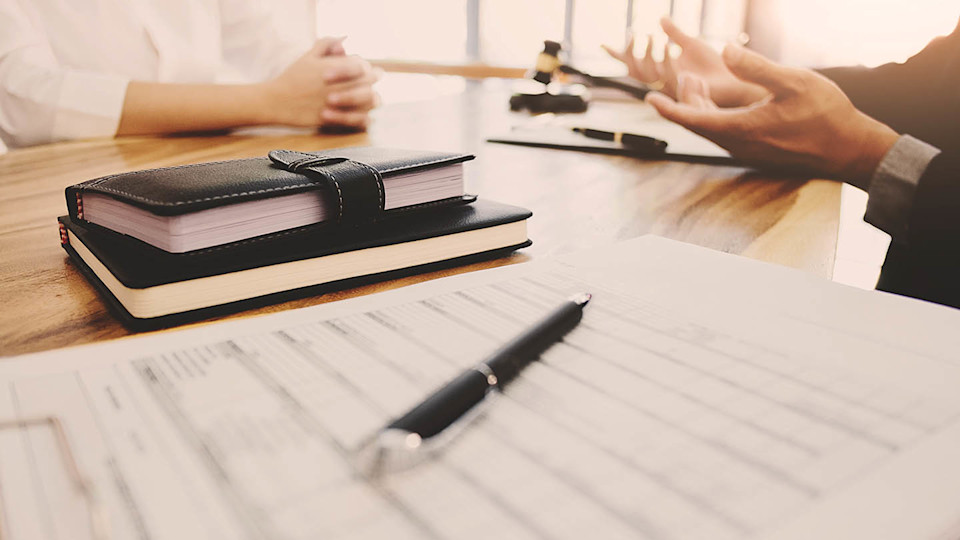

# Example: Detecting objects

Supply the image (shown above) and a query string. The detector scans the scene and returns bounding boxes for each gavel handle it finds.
[558,65,651,100]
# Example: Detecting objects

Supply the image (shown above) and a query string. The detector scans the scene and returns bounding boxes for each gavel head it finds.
[533,40,563,85]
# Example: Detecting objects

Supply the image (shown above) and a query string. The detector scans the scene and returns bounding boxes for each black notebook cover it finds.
[59,199,532,330]
[66,147,475,217]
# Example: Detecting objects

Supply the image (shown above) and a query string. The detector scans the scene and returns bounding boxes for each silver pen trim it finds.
[570,292,592,306]
[474,363,499,387]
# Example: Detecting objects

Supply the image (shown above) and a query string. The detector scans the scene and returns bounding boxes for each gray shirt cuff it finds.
[864,135,941,243]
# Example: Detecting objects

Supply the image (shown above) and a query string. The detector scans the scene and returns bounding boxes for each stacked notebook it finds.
[59,147,532,329]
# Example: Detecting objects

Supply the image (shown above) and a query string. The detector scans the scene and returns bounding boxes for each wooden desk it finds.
[0,77,840,356]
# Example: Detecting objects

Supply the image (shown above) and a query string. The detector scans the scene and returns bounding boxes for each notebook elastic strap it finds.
[268,149,384,225]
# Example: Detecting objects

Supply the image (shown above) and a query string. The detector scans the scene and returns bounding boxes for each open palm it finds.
[604,17,768,108]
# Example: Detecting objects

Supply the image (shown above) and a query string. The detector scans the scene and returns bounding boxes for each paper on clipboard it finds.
[488,101,734,163]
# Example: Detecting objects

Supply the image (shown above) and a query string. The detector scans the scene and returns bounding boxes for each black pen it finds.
[572,127,668,154]
[382,293,592,445]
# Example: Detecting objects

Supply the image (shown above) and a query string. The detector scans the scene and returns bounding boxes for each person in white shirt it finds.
[0,0,379,148]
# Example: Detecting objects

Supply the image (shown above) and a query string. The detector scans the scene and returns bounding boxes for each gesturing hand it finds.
[602,33,665,89]
[263,37,380,130]
[645,45,899,188]
[603,17,768,108]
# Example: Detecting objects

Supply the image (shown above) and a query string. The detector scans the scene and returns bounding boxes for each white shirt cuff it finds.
[51,70,130,141]
[864,135,941,242]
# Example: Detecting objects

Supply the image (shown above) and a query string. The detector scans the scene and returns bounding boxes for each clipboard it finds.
[488,101,741,165]
[487,127,740,165]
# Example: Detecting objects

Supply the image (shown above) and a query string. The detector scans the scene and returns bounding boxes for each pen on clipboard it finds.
[375,293,591,455]
[572,127,668,154]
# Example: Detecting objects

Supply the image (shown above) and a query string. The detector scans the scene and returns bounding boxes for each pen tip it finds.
[571,292,592,306]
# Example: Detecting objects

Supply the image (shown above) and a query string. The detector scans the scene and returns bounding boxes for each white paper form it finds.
[2,236,960,540]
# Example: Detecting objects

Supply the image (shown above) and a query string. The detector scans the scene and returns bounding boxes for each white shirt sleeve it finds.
[0,0,129,148]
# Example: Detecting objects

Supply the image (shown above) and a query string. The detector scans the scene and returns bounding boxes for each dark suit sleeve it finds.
[907,150,960,247]
[807,20,960,307]
[875,150,960,308]
[817,19,960,153]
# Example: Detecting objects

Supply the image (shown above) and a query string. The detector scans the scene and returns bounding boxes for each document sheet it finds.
[3,236,960,540]
[494,101,732,160]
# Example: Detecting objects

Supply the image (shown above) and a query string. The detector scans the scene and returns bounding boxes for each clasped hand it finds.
[264,37,380,129]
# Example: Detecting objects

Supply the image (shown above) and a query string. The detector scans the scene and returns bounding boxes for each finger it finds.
[679,74,717,110]
[692,76,718,110]
[676,73,711,109]
[321,108,370,128]
[722,44,803,95]
[635,35,658,80]
[325,71,378,93]
[327,86,378,110]
[312,36,347,57]
[646,92,695,126]
[322,56,371,83]
[601,43,627,62]
[676,73,699,106]
[602,35,633,62]
[660,17,695,48]
[662,43,676,75]
[644,34,655,60]
[645,91,731,133]
[626,34,636,56]
[660,43,678,92]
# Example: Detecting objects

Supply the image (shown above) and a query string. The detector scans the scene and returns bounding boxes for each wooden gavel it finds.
[533,40,652,100]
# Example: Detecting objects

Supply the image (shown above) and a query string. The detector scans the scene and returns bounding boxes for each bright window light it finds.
[316,0,468,63]
[774,0,960,66]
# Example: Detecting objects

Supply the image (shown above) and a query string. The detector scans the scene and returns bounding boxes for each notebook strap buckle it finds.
[268,149,385,225]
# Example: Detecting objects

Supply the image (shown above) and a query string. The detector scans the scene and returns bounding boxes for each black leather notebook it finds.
[58,199,532,330]
[65,147,475,252]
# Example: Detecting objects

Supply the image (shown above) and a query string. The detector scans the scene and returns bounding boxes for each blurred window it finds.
[316,1,953,73]
[768,0,960,67]
[316,0,744,73]
[316,0,469,63]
